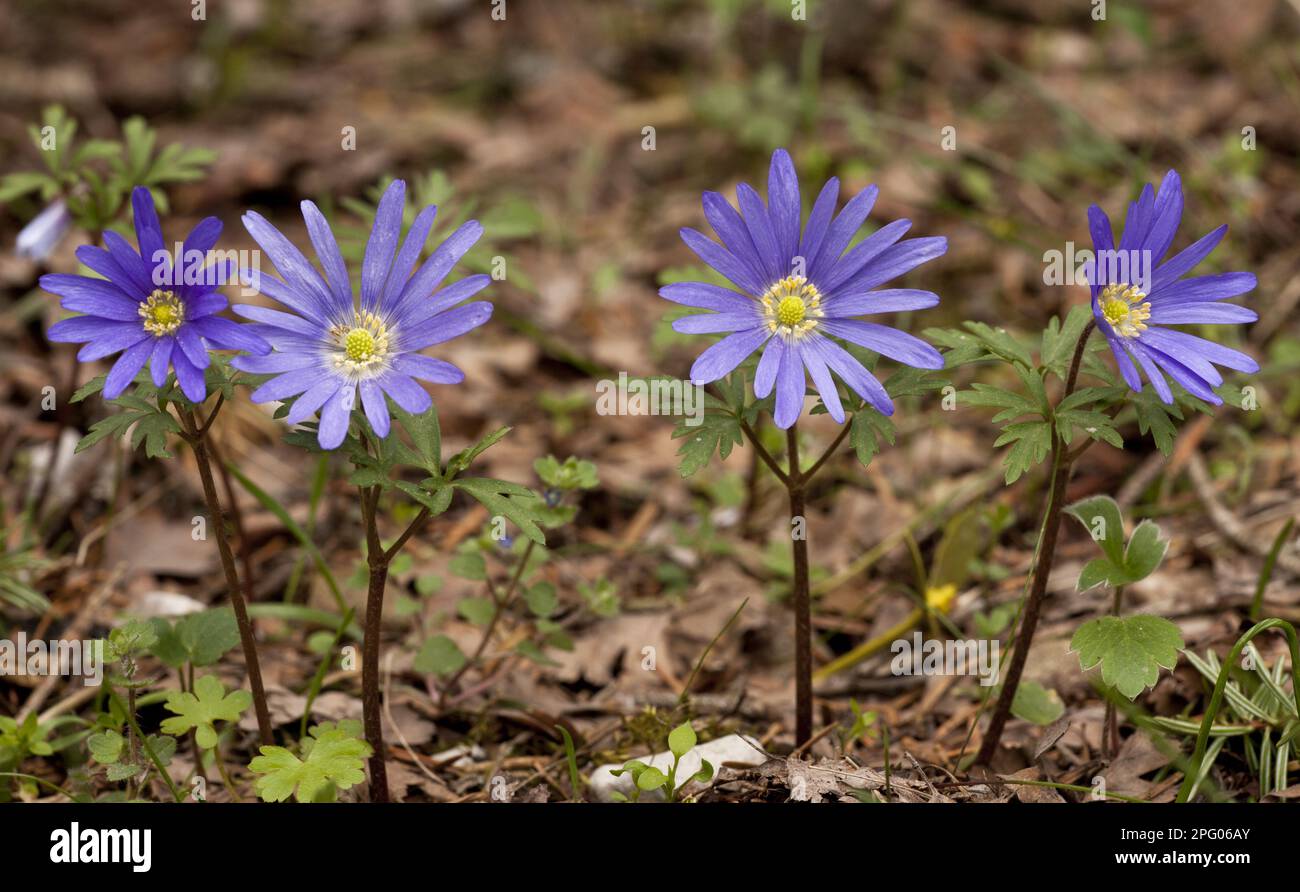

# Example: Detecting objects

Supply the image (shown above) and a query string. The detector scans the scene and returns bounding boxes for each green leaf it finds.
[672,409,744,478]
[249,724,372,803]
[457,597,496,626]
[413,635,466,676]
[848,407,895,468]
[636,766,668,792]
[515,640,559,666]
[150,608,240,668]
[392,405,442,476]
[1071,615,1184,699]
[160,675,251,749]
[1132,391,1181,456]
[525,581,558,618]
[668,722,696,759]
[454,477,546,545]
[992,420,1051,484]
[1040,305,1093,379]
[1066,497,1168,589]
[1065,496,1125,565]
[693,759,715,784]
[88,730,124,764]
[533,455,599,491]
[446,426,511,478]
[449,551,487,581]
[1122,520,1168,583]
[959,384,1041,424]
[1010,680,1065,725]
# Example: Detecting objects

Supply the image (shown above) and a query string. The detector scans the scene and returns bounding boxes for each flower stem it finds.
[357,482,390,802]
[786,424,813,746]
[180,409,274,747]
[1102,584,1125,760]
[975,320,1095,765]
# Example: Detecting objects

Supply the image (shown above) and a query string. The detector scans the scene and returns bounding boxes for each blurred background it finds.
[2,0,1298,799]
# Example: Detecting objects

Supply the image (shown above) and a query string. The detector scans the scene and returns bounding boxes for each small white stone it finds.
[588,733,766,802]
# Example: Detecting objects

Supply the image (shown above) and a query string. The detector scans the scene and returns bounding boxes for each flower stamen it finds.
[762,276,822,340]
[330,311,391,377]
[1100,283,1151,339]
[139,289,185,336]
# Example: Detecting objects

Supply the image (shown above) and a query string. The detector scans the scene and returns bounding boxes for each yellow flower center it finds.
[344,327,377,363]
[330,311,390,377]
[1100,283,1151,339]
[761,276,822,339]
[776,296,807,327]
[139,289,185,336]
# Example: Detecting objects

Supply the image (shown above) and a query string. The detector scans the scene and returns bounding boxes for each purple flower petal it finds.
[823,288,940,318]
[103,338,154,400]
[736,183,782,281]
[809,185,878,281]
[301,200,354,317]
[390,353,464,384]
[821,319,943,369]
[380,205,438,309]
[102,230,154,296]
[1149,272,1256,305]
[175,325,211,370]
[393,220,484,316]
[172,348,207,403]
[285,377,342,425]
[688,327,770,385]
[658,282,754,313]
[1150,225,1225,293]
[1139,327,1258,374]
[76,325,150,362]
[189,316,271,355]
[801,339,844,423]
[318,384,355,449]
[359,379,391,438]
[150,336,175,388]
[836,236,947,295]
[753,336,785,398]
[398,302,493,351]
[361,181,406,313]
[395,274,491,328]
[232,303,327,339]
[671,312,761,335]
[1127,341,1173,404]
[798,177,840,268]
[231,352,319,374]
[767,149,801,263]
[679,227,765,297]
[1087,205,1114,255]
[702,192,766,285]
[772,342,805,429]
[808,335,893,416]
[378,373,431,415]
[131,188,167,278]
[242,211,336,321]
[820,219,913,294]
[252,366,323,402]
[1140,170,1182,263]
[1147,302,1257,325]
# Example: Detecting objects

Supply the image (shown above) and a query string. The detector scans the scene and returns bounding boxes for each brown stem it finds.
[975,320,1094,765]
[740,419,790,486]
[206,432,255,606]
[181,409,274,746]
[361,544,390,803]
[786,425,813,747]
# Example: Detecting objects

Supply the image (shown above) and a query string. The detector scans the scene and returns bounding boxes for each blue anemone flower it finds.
[231,180,492,450]
[1087,170,1259,405]
[41,187,268,402]
[662,149,946,429]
